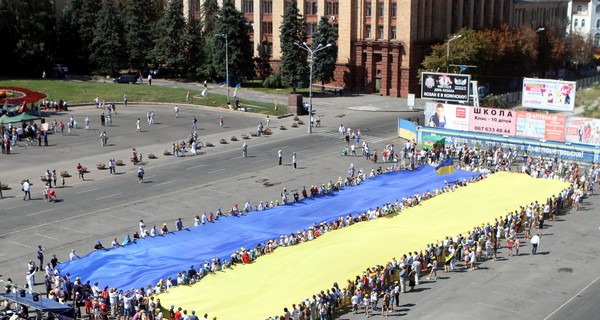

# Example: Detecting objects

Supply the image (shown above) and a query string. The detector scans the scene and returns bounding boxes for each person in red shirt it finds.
[175,307,182,320]
[76,163,84,181]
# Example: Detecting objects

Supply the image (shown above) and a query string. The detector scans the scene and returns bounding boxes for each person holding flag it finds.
[435,158,454,175]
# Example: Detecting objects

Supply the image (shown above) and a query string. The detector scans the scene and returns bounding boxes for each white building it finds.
[568,0,600,44]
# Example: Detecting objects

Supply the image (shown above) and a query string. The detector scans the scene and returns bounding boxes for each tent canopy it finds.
[0,112,40,124]
[0,292,73,313]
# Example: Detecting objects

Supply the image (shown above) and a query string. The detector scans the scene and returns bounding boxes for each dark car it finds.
[113,75,138,84]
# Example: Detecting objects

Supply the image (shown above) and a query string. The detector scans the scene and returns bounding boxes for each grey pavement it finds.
[1,79,598,320]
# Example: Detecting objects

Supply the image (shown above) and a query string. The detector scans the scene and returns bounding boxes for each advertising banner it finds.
[564,116,600,146]
[522,78,576,112]
[424,102,470,131]
[421,72,470,102]
[515,112,566,142]
[469,107,516,135]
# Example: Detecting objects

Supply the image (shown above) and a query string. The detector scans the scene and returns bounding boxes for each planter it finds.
[96,164,107,170]
[219,139,228,144]
[230,136,238,142]
[263,128,272,135]
[60,171,71,178]
[291,122,298,128]
[205,142,214,147]
[250,132,258,137]
[0,183,9,190]
[279,125,287,130]
[163,150,172,156]
[40,176,49,182]
[241,134,250,139]
[81,167,88,173]
[147,154,157,159]
[297,120,304,125]
[116,160,125,166]
[293,115,300,121]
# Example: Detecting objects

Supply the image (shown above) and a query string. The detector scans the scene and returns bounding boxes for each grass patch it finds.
[0,80,286,116]
[241,80,339,97]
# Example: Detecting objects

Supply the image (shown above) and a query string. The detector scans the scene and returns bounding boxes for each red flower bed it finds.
[0,86,47,105]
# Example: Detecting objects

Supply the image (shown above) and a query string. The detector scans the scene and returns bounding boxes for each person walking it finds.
[219,116,224,128]
[530,234,540,255]
[174,106,179,118]
[147,73,152,85]
[278,149,283,166]
[100,131,108,146]
[22,179,31,200]
[136,119,141,132]
[76,163,85,181]
[242,143,248,157]
[0,179,3,199]
[192,116,198,130]
[292,152,297,169]
[123,92,128,107]
[137,167,145,183]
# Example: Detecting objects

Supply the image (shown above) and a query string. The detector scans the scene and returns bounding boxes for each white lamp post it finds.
[446,35,462,73]
[294,42,332,133]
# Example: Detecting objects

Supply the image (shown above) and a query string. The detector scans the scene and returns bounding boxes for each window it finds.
[576,5,582,13]
[262,42,273,56]
[391,3,397,17]
[307,23,318,36]
[326,2,339,15]
[243,0,253,13]
[574,18,578,27]
[305,1,318,15]
[261,1,272,14]
[366,3,372,16]
[365,25,371,38]
[582,19,586,27]
[377,26,384,39]
[595,33,600,46]
[596,19,600,29]
[262,22,273,35]
[377,2,384,17]
[391,26,397,39]
[597,5,600,14]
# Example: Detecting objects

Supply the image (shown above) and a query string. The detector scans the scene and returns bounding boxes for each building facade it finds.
[53,0,569,97]
[568,0,600,44]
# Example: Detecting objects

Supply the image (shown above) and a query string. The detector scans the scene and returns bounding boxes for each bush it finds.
[60,171,70,177]
[230,136,238,141]
[291,122,298,128]
[262,73,283,88]
[220,138,228,144]
[147,154,157,159]
[206,142,214,147]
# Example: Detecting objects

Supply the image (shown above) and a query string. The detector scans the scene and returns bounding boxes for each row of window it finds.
[241,1,340,16]
[573,18,600,29]
[257,22,340,37]
[365,25,397,40]
[365,2,398,18]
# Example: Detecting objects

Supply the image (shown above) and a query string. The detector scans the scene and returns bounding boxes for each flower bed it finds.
[0,86,47,105]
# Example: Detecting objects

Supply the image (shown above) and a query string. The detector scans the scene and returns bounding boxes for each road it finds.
[0,101,413,292]
[1,82,599,320]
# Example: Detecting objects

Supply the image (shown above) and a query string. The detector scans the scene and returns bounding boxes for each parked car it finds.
[113,75,138,84]
[53,64,69,74]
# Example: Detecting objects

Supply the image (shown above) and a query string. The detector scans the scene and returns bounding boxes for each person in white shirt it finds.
[22,180,31,200]
[69,249,80,260]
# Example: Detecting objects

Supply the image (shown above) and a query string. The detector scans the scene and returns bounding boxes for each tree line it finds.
[421,25,597,90]
[0,0,339,89]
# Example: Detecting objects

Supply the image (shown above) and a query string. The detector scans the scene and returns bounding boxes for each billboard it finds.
[469,107,516,135]
[564,116,600,146]
[424,102,470,131]
[421,72,470,102]
[515,112,566,142]
[522,78,576,112]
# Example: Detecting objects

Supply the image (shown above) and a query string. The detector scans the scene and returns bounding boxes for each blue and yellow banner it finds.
[435,158,455,175]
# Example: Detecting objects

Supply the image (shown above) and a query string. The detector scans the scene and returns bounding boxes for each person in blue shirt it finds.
[429,103,447,128]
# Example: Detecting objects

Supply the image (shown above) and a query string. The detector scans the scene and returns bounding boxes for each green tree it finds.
[483,25,538,77]
[257,42,273,80]
[183,20,205,78]
[201,0,219,36]
[151,0,187,73]
[212,0,255,82]
[57,0,100,72]
[421,28,491,76]
[567,32,596,72]
[279,0,308,91]
[90,0,126,74]
[0,0,56,75]
[124,0,158,69]
[312,16,338,84]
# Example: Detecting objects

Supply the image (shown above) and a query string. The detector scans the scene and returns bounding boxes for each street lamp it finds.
[294,42,332,133]
[446,34,462,73]
[216,33,230,105]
